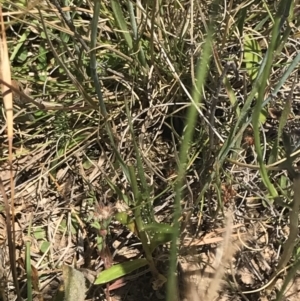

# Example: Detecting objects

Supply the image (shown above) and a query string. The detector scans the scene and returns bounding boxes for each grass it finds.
[1,0,300,300]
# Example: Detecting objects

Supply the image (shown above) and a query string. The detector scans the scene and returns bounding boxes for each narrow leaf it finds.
[110,0,133,49]
[244,34,262,81]
[95,258,148,285]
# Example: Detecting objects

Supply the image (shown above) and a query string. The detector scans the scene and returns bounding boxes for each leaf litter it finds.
[1,1,300,301]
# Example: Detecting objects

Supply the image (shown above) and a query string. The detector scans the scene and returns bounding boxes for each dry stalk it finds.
[0,7,21,300]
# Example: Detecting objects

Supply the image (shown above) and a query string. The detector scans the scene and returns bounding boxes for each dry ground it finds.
[1,0,300,301]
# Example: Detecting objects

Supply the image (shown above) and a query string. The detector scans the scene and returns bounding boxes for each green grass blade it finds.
[10,29,30,61]
[264,52,300,105]
[251,16,281,198]
[243,34,262,82]
[111,0,133,49]
[166,7,215,300]
[127,1,147,68]
[95,258,148,285]
[127,165,162,280]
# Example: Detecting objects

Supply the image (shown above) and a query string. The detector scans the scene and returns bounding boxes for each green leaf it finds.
[244,34,262,81]
[143,222,174,234]
[259,107,267,124]
[40,241,50,253]
[150,232,173,253]
[33,110,46,117]
[38,41,48,69]
[59,219,67,231]
[91,221,101,230]
[16,0,27,7]
[96,236,103,251]
[33,227,46,240]
[94,258,148,285]
[16,47,28,63]
[10,29,30,61]
[146,223,174,252]
[236,6,247,35]
[114,212,136,233]
[110,0,133,49]
[82,159,92,169]
[60,32,70,44]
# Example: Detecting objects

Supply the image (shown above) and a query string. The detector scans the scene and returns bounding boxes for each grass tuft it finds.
[1,0,300,300]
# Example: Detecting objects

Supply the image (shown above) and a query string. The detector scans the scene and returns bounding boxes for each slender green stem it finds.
[166,15,214,301]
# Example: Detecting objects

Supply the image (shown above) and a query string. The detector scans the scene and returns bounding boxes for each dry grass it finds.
[0,0,300,300]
